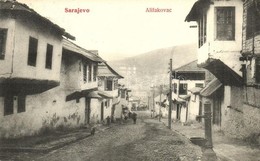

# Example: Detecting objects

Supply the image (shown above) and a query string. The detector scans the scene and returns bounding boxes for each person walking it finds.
[132,112,137,124]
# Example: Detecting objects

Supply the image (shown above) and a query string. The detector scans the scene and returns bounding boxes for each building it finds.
[186,0,260,142]
[62,39,104,126]
[97,62,124,123]
[0,0,75,138]
[171,60,211,123]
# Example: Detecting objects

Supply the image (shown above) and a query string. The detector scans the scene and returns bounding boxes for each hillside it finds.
[108,43,197,95]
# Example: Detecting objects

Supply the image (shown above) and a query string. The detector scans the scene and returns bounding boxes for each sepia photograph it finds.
[0,0,260,160]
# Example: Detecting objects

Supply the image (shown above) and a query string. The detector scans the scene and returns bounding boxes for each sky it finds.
[19,0,198,61]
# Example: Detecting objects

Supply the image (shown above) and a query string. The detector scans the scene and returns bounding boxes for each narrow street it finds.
[1,112,202,161]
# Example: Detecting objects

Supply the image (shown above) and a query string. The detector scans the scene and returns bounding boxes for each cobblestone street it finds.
[1,114,202,161]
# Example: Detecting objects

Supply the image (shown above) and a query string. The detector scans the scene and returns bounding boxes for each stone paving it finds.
[161,118,260,161]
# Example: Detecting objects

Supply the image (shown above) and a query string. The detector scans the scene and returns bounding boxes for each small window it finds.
[27,37,38,66]
[246,5,260,39]
[216,7,235,40]
[106,80,113,91]
[88,64,92,82]
[83,64,87,82]
[93,64,97,81]
[4,96,14,115]
[121,90,125,98]
[45,44,53,69]
[114,79,118,90]
[179,83,188,95]
[17,95,26,113]
[0,29,7,60]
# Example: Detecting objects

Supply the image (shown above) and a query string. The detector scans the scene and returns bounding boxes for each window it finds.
[179,83,188,95]
[121,90,125,98]
[93,65,97,81]
[216,7,235,40]
[255,57,260,83]
[27,37,38,66]
[246,5,260,39]
[0,29,7,60]
[198,13,207,47]
[17,95,26,113]
[45,44,53,69]
[106,80,113,91]
[83,64,87,82]
[114,79,118,90]
[88,64,92,82]
[195,83,204,88]
[4,96,13,115]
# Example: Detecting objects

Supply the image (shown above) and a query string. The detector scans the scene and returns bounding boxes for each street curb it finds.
[0,124,115,153]
[0,133,92,153]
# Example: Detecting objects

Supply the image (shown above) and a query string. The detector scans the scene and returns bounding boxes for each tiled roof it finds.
[173,60,205,72]
[98,62,124,78]
[200,78,222,97]
[62,39,104,62]
[0,0,74,40]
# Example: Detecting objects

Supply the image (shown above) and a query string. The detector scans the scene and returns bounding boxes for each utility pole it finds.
[168,59,172,129]
[159,85,162,122]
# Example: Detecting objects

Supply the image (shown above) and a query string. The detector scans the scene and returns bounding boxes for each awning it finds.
[66,87,98,101]
[202,59,243,86]
[185,0,211,22]
[200,78,222,97]
[189,87,202,94]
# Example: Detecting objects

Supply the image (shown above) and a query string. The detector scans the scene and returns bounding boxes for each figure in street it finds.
[132,112,137,124]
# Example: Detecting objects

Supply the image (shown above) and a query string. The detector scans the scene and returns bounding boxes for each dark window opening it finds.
[121,90,125,98]
[88,64,92,82]
[216,7,235,40]
[18,95,26,113]
[45,44,53,69]
[83,64,87,82]
[27,37,38,66]
[106,80,113,91]
[246,5,260,39]
[179,83,188,95]
[93,65,97,81]
[114,79,118,90]
[0,29,7,60]
[4,96,13,115]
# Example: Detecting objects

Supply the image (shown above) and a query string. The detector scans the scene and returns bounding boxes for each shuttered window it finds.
[216,7,235,40]
[27,37,38,66]
[0,29,7,60]
[4,96,13,116]
[45,44,53,69]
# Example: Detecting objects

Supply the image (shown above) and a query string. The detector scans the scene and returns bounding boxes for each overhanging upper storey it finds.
[185,0,211,22]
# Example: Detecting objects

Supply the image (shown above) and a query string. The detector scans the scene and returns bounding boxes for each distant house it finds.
[186,0,260,141]
[171,60,212,123]
[98,62,124,122]
[62,39,104,126]
[0,0,75,138]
